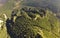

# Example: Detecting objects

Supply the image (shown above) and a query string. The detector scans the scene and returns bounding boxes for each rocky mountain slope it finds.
[5,6,60,38]
[0,0,60,38]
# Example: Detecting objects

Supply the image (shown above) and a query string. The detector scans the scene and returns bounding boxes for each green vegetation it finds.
[10,7,60,38]
[0,0,60,38]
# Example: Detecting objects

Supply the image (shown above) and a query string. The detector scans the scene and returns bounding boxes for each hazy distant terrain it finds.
[0,0,60,13]
[0,0,7,6]
[23,0,60,12]
[22,0,60,18]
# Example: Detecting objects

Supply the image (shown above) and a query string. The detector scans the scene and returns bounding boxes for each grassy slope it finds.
[0,7,60,38]
[11,8,60,38]
[0,0,60,38]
